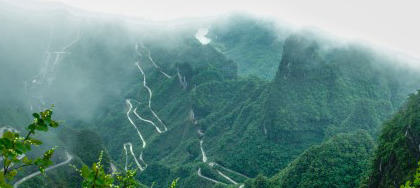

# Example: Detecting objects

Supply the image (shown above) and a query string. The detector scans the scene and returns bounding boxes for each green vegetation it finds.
[365,90,420,188]
[73,151,143,188]
[244,130,375,188]
[59,128,112,169]
[2,6,420,187]
[401,161,420,188]
[169,178,179,188]
[209,14,289,80]
[19,127,115,187]
[0,107,59,187]
[0,107,178,188]
[75,151,115,187]
[70,29,420,186]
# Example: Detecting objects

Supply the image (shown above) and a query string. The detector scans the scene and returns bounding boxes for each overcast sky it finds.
[37,0,420,59]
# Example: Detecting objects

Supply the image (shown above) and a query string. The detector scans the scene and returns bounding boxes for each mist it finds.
[2,0,420,120]
[2,1,420,187]
[28,0,420,61]
[0,1,201,121]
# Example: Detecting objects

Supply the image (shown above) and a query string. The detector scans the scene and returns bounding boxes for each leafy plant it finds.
[115,169,140,188]
[0,106,60,187]
[74,151,181,188]
[366,91,420,187]
[73,151,140,188]
[169,178,179,188]
[401,161,420,188]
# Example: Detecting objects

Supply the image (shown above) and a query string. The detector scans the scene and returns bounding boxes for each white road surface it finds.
[197,168,226,185]
[133,107,163,133]
[126,99,147,148]
[123,142,145,172]
[13,151,73,188]
[200,140,207,163]
[135,62,168,132]
[197,130,249,185]
[139,42,171,79]
[217,170,238,184]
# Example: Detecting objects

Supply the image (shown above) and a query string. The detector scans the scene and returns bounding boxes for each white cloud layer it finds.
[36,0,420,59]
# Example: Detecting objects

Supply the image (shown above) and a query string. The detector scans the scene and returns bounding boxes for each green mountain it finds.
[364,90,420,188]
[208,14,291,80]
[1,1,420,187]
[245,130,375,188]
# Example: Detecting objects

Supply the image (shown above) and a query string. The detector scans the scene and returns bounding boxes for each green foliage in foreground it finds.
[169,178,179,188]
[0,107,59,187]
[84,32,420,186]
[75,151,179,188]
[73,151,140,188]
[366,90,420,188]
[401,161,420,188]
[31,16,420,186]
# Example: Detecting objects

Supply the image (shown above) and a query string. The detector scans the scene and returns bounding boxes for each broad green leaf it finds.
[81,165,90,179]
[24,143,31,151]
[30,139,43,145]
[15,142,26,154]
[1,139,12,148]
[8,170,17,178]
[11,157,20,163]
[32,113,40,119]
[36,124,48,132]
[28,123,36,131]
[22,156,32,165]
[49,121,59,128]
[3,132,14,140]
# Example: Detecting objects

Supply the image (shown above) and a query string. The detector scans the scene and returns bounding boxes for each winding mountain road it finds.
[209,162,250,179]
[197,130,249,186]
[26,32,80,111]
[138,42,171,79]
[131,42,247,185]
[123,142,145,172]
[200,140,208,163]
[197,168,226,185]
[119,43,174,173]
[129,99,158,130]
[61,32,80,52]
[135,62,168,132]
[126,99,147,148]
[133,107,163,133]
[217,170,238,184]
[110,162,117,174]
[13,151,73,188]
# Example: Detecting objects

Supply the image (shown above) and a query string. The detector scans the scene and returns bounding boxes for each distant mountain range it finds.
[1,1,420,187]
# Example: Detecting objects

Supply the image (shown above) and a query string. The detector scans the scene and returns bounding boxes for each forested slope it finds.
[365,90,420,188]
[1,2,420,187]
[245,130,375,188]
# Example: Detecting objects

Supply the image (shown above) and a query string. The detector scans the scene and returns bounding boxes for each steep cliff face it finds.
[240,34,420,187]
[208,14,288,80]
[366,91,420,188]
[265,33,420,141]
[2,3,420,186]
[235,33,420,176]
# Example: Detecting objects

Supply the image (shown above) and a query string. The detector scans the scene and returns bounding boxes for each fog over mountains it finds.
[1,0,420,188]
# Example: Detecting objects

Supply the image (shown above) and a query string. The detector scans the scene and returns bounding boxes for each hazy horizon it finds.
[24,0,420,60]
[0,1,419,187]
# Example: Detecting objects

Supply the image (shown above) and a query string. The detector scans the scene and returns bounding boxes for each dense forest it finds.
[365,91,420,187]
[1,1,420,187]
